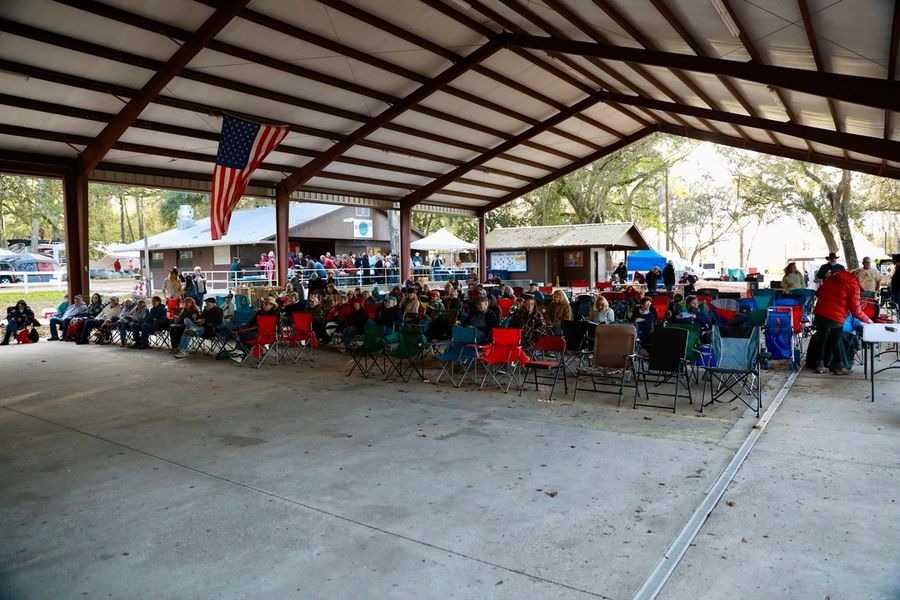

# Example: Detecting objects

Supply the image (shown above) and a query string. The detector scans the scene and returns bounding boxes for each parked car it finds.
[0,254,62,283]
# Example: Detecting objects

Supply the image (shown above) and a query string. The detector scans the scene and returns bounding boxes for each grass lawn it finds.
[0,290,67,313]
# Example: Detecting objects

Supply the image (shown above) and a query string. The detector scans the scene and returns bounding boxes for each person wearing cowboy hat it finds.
[817,251,844,283]
[174,296,224,358]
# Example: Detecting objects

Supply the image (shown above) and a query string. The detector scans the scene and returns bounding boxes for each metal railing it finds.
[0,270,67,292]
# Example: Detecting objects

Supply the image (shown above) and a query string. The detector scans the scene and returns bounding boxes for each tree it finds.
[668,179,743,264]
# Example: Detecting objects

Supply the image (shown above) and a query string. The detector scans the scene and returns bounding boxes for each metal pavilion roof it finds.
[0,0,897,219]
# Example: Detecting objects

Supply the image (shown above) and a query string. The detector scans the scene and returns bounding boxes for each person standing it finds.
[812,265,871,375]
[781,262,805,292]
[890,254,900,307]
[662,260,676,292]
[645,266,661,292]
[230,256,242,284]
[611,261,627,283]
[113,258,121,272]
[192,266,207,305]
[852,256,882,294]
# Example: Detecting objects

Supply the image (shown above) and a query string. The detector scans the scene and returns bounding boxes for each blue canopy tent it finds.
[626,249,666,273]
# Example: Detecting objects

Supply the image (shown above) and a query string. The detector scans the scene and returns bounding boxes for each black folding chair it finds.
[561,320,593,376]
[634,326,693,413]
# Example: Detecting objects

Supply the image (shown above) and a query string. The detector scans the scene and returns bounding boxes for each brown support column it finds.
[400,205,411,285]
[275,192,289,286]
[63,169,89,299]
[478,214,487,283]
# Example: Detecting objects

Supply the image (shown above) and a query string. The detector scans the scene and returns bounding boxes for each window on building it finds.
[355,207,370,217]
[150,251,164,269]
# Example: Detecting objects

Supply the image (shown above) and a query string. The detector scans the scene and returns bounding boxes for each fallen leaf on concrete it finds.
[752,424,762,429]
[546,490,558,497]
[643,416,652,420]
[726,500,736,507]
[741,537,747,543]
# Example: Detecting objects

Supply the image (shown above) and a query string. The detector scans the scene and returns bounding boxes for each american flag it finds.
[210,115,289,240]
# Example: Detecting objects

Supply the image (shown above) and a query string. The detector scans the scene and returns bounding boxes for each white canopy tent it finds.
[410,228,476,252]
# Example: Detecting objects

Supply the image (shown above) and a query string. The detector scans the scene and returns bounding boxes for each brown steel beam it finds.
[797,0,847,159]
[400,205,412,284]
[0,20,548,174]
[457,0,662,128]
[401,91,614,208]
[57,0,581,163]
[324,0,643,134]
[500,0,708,133]
[0,58,534,183]
[479,129,653,213]
[0,93,517,193]
[657,123,900,180]
[595,90,900,160]
[649,0,782,147]
[583,0,746,139]
[275,35,508,196]
[192,0,608,151]
[505,34,900,111]
[477,215,486,281]
[77,0,249,175]
[885,0,900,147]
[0,123,500,203]
[62,169,90,298]
[0,150,72,178]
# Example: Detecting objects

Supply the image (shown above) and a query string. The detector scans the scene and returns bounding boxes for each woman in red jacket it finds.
[812,265,872,375]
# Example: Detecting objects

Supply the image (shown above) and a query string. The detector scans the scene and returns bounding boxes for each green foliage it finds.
[159,191,210,227]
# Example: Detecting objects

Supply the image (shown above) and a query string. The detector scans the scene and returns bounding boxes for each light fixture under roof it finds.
[710,0,741,39]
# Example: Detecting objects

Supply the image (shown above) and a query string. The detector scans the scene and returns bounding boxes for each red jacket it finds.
[813,271,871,324]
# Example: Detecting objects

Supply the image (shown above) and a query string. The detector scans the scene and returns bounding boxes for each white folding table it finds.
[862,323,900,402]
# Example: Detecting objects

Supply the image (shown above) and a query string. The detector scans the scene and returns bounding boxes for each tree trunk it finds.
[135,193,145,240]
[810,210,839,254]
[119,195,126,242]
[388,209,400,255]
[831,170,858,269]
[0,198,6,248]
[31,216,40,250]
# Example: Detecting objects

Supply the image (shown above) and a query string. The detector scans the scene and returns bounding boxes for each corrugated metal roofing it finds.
[486,222,648,249]
[0,0,897,218]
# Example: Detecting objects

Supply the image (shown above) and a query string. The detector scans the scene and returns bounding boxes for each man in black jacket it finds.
[662,260,676,292]
[131,296,168,349]
[174,297,224,358]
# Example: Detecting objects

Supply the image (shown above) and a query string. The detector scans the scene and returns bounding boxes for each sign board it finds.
[489,250,527,272]
[353,219,373,239]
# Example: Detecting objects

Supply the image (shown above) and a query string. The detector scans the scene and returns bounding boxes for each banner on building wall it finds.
[353,219,373,238]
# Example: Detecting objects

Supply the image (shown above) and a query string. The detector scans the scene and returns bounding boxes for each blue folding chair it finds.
[434,326,483,387]
[702,325,762,417]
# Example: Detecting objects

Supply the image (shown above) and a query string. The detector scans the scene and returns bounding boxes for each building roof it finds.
[123,203,341,251]
[485,222,650,250]
[0,0,897,221]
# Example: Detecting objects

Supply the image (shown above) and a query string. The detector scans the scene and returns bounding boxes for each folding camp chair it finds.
[475,328,528,393]
[383,325,428,382]
[785,288,815,318]
[702,325,762,417]
[751,288,774,309]
[649,294,670,320]
[434,326,482,387]
[573,324,637,406]
[664,322,702,382]
[634,326,693,413]
[765,306,802,369]
[239,314,279,368]
[498,298,514,318]
[574,294,593,319]
[519,335,567,400]
[561,319,593,375]
[346,324,386,378]
[696,288,719,300]
[277,312,318,363]
[709,298,740,326]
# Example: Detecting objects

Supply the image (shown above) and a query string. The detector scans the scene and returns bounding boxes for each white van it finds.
[700,262,721,280]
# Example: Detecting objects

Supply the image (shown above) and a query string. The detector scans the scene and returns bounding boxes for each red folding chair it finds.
[538,286,553,295]
[240,314,279,368]
[498,297,514,318]
[475,328,528,393]
[651,296,669,320]
[861,297,876,320]
[595,282,612,290]
[277,312,319,363]
[519,335,567,400]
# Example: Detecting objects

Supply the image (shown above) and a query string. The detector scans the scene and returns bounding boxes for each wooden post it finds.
[275,192,289,286]
[478,213,487,282]
[63,168,90,299]
[400,205,411,285]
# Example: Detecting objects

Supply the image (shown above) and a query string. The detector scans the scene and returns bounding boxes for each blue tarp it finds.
[626,249,666,273]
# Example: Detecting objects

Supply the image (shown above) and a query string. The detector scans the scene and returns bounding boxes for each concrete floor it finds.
[0,341,897,600]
